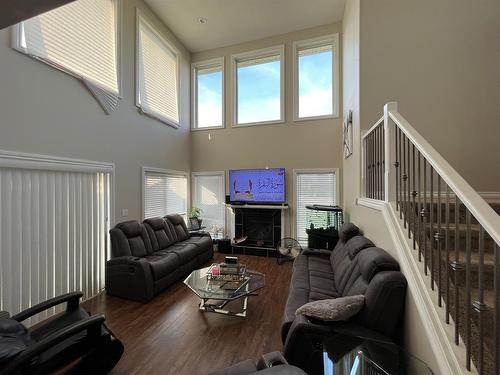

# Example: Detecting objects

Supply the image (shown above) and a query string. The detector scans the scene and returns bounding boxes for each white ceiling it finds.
[145,0,345,52]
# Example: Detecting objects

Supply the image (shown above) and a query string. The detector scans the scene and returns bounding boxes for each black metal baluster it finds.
[451,196,462,345]
[407,137,411,239]
[412,144,416,248]
[430,167,434,290]
[473,226,487,375]
[368,134,372,198]
[377,126,381,200]
[371,132,375,199]
[398,129,402,219]
[395,127,400,210]
[382,125,385,200]
[417,151,422,261]
[422,159,428,275]
[435,175,443,306]
[465,209,472,371]
[402,134,407,228]
[445,185,450,323]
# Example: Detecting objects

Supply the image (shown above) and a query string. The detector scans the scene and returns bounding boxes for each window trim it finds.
[292,168,340,241]
[11,0,123,101]
[191,57,225,131]
[231,45,285,128]
[191,170,226,229]
[135,9,181,129]
[292,34,339,122]
[141,166,190,221]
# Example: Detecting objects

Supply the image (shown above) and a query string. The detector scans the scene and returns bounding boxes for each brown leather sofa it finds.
[281,223,407,374]
[105,214,213,302]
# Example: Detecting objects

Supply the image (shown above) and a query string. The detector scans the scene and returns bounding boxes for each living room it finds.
[1,0,500,374]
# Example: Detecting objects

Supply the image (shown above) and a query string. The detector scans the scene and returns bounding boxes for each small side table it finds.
[322,333,433,375]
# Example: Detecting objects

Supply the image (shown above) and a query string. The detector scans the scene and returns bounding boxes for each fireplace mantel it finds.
[227,204,288,210]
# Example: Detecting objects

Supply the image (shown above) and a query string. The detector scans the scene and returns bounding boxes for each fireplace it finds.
[233,207,282,256]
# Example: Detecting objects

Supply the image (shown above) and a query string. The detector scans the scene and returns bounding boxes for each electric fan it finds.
[276,237,302,265]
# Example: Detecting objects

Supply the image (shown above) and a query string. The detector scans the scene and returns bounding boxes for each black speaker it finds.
[225,195,230,204]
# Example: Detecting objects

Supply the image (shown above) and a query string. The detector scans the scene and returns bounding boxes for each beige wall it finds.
[360,0,500,192]
[190,24,343,235]
[0,0,191,222]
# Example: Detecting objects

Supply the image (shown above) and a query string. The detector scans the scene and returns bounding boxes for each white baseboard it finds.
[358,197,478,375]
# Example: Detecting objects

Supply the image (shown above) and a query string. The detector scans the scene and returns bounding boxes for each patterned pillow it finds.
[295,295,365,321]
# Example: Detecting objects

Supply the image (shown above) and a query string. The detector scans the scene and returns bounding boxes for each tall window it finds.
[232,46,284,126]
[294,35,338,120]
[136,12,180,127]
[12,0,120,113]
[143,168,188,220]
[192,172,225,232]
[192,58,224,130]
[295,170,337,246]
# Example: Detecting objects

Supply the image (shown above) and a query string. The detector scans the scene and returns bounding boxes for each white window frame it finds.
[231,45,285,128]
[292,168,340,241]
[142,166,190,220]
[135,9,181,128]
[191,57,225,131]
[11,0,123,110]
[191,171,226,230]
[293,34,339,122]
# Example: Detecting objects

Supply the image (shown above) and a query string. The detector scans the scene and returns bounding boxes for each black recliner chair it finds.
[0,292,123,374]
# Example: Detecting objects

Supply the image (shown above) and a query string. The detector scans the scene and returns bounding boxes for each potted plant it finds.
[189,207,203,229]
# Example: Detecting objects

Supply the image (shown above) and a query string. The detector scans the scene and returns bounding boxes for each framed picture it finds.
[343,110,353,159]
[189,217,201,230]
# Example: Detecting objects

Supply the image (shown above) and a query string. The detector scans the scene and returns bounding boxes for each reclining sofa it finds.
[106,214,213,302]
[282,223,407,374]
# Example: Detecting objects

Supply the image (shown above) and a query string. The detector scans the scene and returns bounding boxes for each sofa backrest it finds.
[164,214,190,242]
[110,221,152,258]
[143,217,177,252]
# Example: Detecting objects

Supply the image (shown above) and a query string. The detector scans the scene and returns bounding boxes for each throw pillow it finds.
[295,295,365,321]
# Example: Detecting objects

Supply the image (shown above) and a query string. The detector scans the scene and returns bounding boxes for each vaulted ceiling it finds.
[145,0,345,52]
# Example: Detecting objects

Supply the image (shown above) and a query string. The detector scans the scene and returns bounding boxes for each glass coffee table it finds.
[184,265,265,318]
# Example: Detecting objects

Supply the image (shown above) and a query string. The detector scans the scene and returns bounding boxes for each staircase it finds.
[362,102,500,374]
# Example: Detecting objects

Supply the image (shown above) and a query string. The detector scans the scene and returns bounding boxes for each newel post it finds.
[384,102,398,203]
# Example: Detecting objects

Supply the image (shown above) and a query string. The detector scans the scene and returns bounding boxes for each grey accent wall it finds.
[0,0,191,222]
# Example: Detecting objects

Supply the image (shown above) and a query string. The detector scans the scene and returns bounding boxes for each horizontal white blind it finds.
[17,0,119,107]
[144,172,187,219]
[193,174,225,230]
[137,16,179,125]
[237,54,280,69]
[296,171,336,246]
[0,167,111,324]
[298,43,333,57]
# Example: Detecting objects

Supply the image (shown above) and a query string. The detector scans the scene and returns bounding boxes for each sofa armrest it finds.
[12,292,83,322]
[190,231,211,238]
[257,351,288,369]
[105,256,154,303]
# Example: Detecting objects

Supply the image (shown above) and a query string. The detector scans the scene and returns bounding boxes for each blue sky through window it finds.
[237,59,281,124]
[298,49,333,118]
[197,69,222,127]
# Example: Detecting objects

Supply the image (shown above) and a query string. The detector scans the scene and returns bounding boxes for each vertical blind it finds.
[296,171,336,245]
[144,171,187,219]
[15,0,120,113]
[137,15,179,126]
[0,166,111,324]
[192,174,225,230]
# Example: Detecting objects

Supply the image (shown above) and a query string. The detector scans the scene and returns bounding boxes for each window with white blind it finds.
[295,169,337,246]
[143,168,188,220]
[12,0,120,114]
[293,35,339,120]
[192,58,224,130]
[136,12,180,128]
[0,150,113,324]
[232,46,284,126]
[192,172,225,232]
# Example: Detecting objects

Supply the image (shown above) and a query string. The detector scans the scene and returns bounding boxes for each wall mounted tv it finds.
[229,168,286,204]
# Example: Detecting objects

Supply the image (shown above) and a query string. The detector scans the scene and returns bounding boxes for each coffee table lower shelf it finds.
[198,296,250,318]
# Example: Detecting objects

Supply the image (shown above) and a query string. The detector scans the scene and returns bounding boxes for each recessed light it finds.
[198,17,207,24]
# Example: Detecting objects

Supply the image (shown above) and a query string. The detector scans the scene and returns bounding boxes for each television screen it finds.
[229,168,286,204]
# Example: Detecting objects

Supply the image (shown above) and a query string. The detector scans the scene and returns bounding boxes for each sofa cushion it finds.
[168,243,200,263]
[183,235,213,250]
[144,217,177,251]
[296,295,365,321]
[0,318,32,365]
[145,252,180,281]
[164,215,190,242]
[358,247,400,281]
[110,221,152,257]
[338,223,360,242]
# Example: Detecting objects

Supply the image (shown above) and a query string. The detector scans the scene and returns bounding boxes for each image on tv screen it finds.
[229,168,285,203]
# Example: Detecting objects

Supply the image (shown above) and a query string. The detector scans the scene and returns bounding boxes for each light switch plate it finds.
[121,209,129,217]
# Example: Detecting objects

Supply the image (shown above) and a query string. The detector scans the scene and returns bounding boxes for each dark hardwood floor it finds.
[82,254,293,375]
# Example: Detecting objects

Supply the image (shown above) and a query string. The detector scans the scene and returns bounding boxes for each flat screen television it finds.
[229,168,286,204]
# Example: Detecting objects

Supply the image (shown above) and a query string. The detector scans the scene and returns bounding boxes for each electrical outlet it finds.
[121,209,129,217]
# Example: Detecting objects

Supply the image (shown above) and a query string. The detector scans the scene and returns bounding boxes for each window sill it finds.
[191,125,225,132]
[232,119,285,128]
[293,113,338,123]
